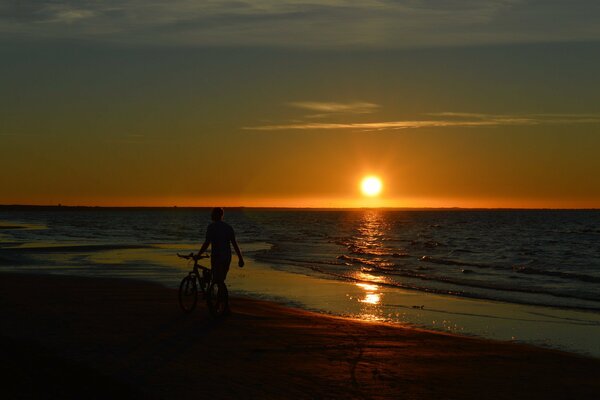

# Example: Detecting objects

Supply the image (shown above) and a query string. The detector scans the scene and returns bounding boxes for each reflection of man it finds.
[197,207,244,285]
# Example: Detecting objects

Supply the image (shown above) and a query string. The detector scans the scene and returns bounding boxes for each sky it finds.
[1,1,600,208]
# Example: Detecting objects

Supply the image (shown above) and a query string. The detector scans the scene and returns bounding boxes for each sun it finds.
[360,176,383,197]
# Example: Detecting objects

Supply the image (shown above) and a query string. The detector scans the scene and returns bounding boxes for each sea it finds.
[1,207,599,356]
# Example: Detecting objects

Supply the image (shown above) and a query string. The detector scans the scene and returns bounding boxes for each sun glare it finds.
[361,176,382,197]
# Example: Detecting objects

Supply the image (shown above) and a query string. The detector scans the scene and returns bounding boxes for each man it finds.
[197,207,244,287]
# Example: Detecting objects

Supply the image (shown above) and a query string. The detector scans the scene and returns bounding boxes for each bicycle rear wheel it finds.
[206,282,229,317]
[178,274,198,313]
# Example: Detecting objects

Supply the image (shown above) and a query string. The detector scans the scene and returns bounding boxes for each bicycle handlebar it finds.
[177,252,210,260]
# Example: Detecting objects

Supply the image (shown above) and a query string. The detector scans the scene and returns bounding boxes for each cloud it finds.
[1,1,600,47]
[51,9,95,23]
[429,112,600,121]
[289,101,380,115]
[243,113,600,131]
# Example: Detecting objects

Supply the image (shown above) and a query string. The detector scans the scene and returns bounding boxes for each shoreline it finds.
[2,272,599,399]
[2,237,599,357]
[225,257,600,358]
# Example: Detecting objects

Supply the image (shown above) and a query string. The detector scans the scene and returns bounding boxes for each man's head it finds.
[211,207,224,221]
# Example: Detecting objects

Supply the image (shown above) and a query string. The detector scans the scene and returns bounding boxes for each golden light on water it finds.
[355,271,386,284]
[360,293,381,305]
[356,282,379,291]
[360,176,383,197]
[356,282,382,305]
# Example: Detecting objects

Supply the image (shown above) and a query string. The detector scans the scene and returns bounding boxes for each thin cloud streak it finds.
[244,113,600,131]
[289,101,380,114]
[429,112,600,120]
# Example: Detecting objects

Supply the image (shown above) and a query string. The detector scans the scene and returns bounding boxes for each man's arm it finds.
[196,239,210,259]
[232,237,244,267]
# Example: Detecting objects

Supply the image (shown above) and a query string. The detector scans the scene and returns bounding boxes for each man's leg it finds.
[212,264,231,315]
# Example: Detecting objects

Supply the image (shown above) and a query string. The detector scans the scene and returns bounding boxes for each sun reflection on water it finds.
[356,282,379,292]
[355,281,382,305]
[354,271,386,284]
[347,211,391,320]
[354,279,384,321]
[360,292,381,304]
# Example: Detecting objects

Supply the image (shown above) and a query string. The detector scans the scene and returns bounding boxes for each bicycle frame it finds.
[180,253,211,287]
[178,252,229,316]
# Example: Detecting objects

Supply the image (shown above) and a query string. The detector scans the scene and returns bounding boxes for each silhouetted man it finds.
[197,207,244,286]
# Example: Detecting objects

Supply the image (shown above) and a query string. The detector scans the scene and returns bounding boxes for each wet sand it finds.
[1,272,599,399]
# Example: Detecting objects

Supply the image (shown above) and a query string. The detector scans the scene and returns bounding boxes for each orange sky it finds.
[2,7,600,209]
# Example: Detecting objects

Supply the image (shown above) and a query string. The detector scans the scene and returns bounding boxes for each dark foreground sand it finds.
[1,273,599,399]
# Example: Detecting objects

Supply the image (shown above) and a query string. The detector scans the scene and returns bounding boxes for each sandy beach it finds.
[1,272,599,399]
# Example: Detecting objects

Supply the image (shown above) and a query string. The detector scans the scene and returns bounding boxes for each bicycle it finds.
[177,253,229,317]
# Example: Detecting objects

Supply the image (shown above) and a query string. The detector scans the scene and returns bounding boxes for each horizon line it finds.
[1,204,598,211]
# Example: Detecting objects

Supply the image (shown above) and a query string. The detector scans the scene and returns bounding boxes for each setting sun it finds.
[360,176,383,197]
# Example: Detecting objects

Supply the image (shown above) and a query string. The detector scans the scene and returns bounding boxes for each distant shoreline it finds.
[1,204,599,211]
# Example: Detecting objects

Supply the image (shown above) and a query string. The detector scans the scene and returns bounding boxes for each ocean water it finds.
[254,209,600,311]
[1,207,599,355]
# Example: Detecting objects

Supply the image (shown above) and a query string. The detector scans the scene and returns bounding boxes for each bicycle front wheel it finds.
[178,274,198,313]
[206,282,229,317]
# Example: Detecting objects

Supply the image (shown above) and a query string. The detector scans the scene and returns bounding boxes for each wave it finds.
[256,256,600,312]
[0,244,155,254]
[419,256,496,269]
[449,248,477,254]
[256,252,600,307]
[376,268,600,303]
[347,248,410,258]
[513,266,600,284]
[0,242,24,248]
[419,256,600,284]
[336,254,398,269]
[410,240,443,248]
[256,253,348,268]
